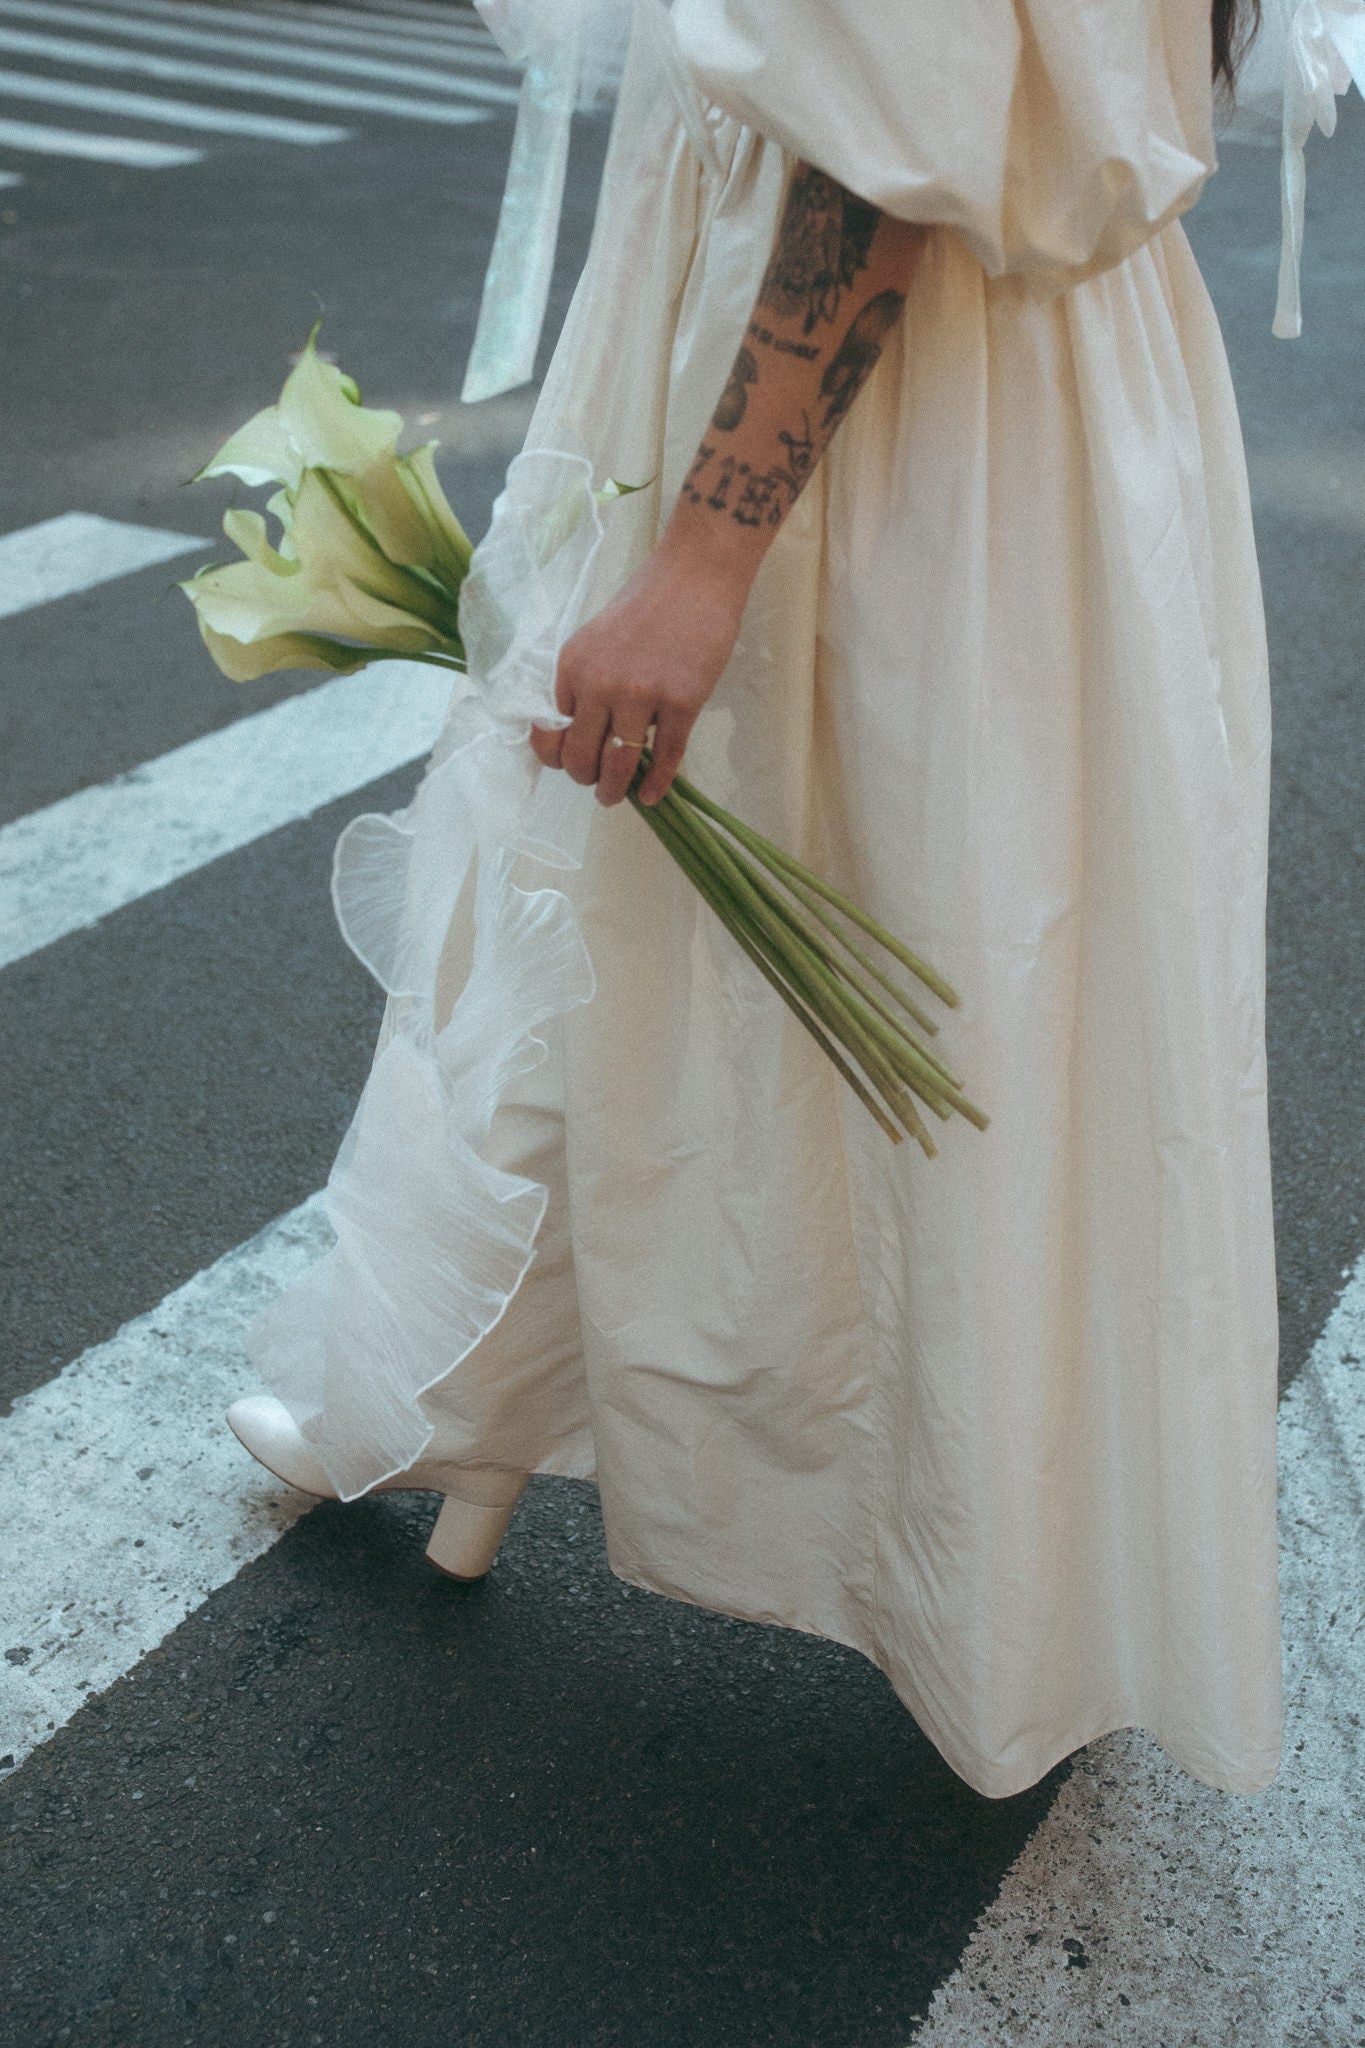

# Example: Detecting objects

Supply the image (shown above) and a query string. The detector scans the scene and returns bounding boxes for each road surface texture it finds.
[1,4,1362,2043]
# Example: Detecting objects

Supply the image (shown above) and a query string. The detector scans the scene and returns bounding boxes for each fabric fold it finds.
[669,0,1216,288]
[245,453,612,1499]
[242,0,1284,1801]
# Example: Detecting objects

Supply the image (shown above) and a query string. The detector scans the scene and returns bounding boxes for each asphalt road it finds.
[1,5,1362,2044]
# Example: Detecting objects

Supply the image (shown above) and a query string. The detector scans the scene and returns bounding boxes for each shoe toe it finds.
[226,1394,336,1498]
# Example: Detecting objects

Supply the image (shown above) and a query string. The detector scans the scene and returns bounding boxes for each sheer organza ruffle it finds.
[244,452,608,1499]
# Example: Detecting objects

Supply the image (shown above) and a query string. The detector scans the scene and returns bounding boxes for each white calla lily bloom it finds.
[181,333,473,682]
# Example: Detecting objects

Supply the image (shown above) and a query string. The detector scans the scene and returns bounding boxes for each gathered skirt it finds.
[250,67,1283,1800]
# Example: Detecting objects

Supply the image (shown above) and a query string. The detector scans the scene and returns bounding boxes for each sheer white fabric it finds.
[461,0,633,399]
[1213,0,1365,334]
[476,0,633,107]
[247,0,1284,1799]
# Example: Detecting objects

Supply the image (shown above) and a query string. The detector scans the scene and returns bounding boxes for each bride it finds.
[227,0,1287,1801]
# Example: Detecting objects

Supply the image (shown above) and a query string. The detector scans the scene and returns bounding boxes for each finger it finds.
[636,706,692,806]
[554,647,577,715]
[595,726,652,808]
[561,698,611,786]
[533,652,578,770]
[529,722,565,770]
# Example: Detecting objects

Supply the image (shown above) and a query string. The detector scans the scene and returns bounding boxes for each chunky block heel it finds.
[424,1485,526,1580]
[227,1394,529,1578]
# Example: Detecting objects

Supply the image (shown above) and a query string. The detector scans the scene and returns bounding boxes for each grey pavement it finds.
[0,6,1362,2044]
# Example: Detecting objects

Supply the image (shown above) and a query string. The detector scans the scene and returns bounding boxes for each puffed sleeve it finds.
[669,0,1217,287]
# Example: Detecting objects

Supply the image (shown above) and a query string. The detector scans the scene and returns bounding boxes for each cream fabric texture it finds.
[248,0,1284,1800]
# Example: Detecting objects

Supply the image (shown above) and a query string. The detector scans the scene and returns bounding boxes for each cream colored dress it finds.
[248,0,1285,1800]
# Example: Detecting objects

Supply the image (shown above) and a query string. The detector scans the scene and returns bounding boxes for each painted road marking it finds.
[0,0,521,103]
[0,24,498,124]
[0,113,201,163]
[0,1199,328,1775]
[0,511,207,621]
[914,1251,1365,2045]
[0,659,453,971]
[0,68,350,142]
[97,0,513,61]
[268,0,511,43]
[0,162,23,180]
[1,1227,1363,2048]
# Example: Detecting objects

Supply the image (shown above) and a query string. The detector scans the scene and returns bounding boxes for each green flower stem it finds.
[661,769,947,1043]
[678,803,963,1126]
[706,827,964,1105]
[788,930,954,1129]
[657,774,989,1132]
[674,828,964,1144]
[679,823,945,1163]
[725,818,961,1032]
[634,797,906,1147]
[402,651,469,672]
[637,793,898,1140]
[821,959,989,1127]
[279,643,468,676]
[725,862,968,1143]
[657,793,939,1151]
[670,770,960,1010]
[745,854,945,1047]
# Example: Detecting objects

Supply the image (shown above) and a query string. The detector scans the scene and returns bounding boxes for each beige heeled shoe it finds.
[226,1394,528,1580]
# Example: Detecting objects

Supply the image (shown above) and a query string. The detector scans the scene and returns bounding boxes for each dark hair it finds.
[1212,0,1262,92]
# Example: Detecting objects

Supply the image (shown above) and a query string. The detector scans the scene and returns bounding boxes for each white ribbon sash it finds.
[1217,0,1365,335]
[461,0,633,401]
[460,0,713,402]
[1275,0,1365,335]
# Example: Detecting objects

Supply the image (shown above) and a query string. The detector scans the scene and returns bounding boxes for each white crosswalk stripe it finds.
[0,65,351,142]
[0,23,499,120]
[321,0,501,26]
[0,1197,329,1776]
[0,510,208,620]
[0,0,514,173]
[0,660,453,970]
[3,1221,1363,2048]
[0,109,200,159]
[0,0,520,76]
[0,6,521,106]
[108,0,514,65]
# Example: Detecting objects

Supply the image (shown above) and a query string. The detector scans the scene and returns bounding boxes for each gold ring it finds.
[608,734,648,750]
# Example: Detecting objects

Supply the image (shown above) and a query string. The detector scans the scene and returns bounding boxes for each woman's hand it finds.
[529,534,749,808]
[532,172,925,809]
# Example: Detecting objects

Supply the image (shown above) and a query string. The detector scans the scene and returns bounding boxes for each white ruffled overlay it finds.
[245,453,612,1499]
[245,0,707,1499]
[241,0,1363,1502]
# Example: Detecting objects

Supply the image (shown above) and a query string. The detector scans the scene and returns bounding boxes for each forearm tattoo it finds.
[685,164,908,535]
[759,167,881,335]
[713,344,759,431]
[818,288,906,431]
[681,418,818,529]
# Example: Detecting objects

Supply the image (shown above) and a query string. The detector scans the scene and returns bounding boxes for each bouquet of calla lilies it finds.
[181,337,987,1153]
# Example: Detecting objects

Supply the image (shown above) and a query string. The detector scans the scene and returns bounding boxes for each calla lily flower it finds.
[193,331,403,493]
[179,358,980,1148]
[182,330,474,680]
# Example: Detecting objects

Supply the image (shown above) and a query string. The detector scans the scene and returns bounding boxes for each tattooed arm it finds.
[531,164,929,806]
